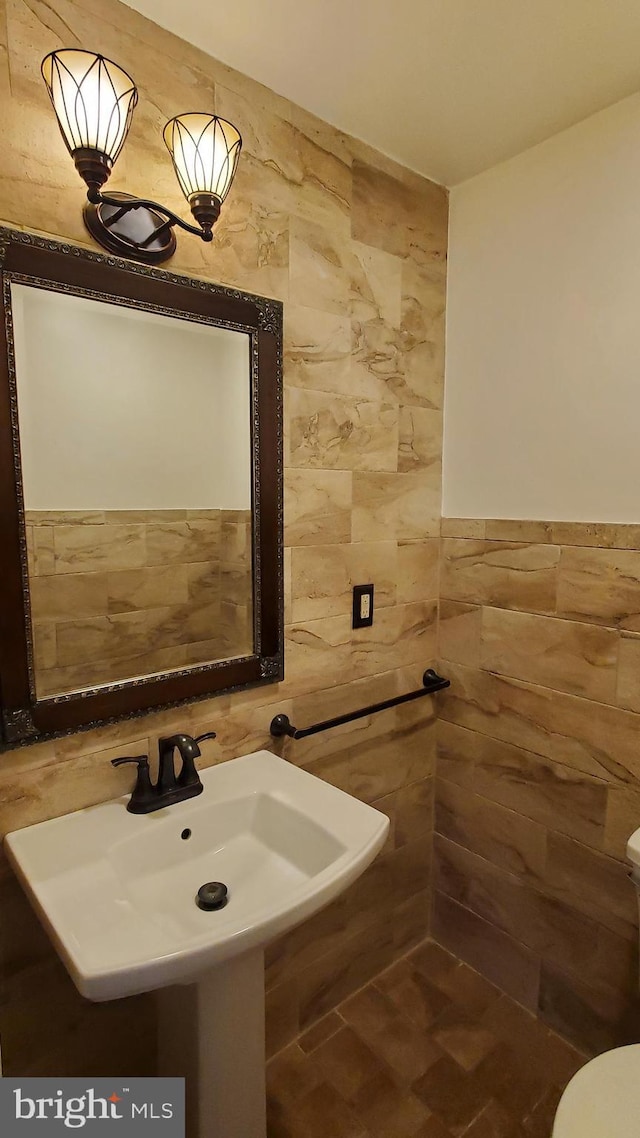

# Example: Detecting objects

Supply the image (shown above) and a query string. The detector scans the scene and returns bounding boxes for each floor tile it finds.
[412,1054,489,1134]
[465,1100,524,1137]
[522,1086,563,1138]
[413,1119,456,1138]
[374,958,452,1028]
[266,1043,320,1108]
[299,1009,345,1053]
[275,1082,367,1138]
[408,940,460,988]
[352,1071,430,1137]
[313,1025,384,1100]
[429,1004,499,1071]
[342,985,443,1083]
[473,1044,546,1120]
[267,938,587,1138]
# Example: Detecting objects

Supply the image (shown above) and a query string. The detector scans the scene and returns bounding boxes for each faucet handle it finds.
[111,755,155,815]
[111,755,148,768]
[179,732,216,787]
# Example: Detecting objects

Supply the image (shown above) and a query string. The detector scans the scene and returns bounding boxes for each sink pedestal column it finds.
[158,949,266,1138]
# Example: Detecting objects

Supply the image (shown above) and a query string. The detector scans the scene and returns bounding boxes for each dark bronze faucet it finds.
[112,732,217,814]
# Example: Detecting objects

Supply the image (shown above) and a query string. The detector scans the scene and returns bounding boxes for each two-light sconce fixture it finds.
[41,49,242,265]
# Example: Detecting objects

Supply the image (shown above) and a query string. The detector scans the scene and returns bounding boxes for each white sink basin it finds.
[4,749,388,1002]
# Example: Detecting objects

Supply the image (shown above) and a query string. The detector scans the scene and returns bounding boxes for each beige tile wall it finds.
[436,518,640,1055]
[0,0,447,1075]
[26,509,252,695]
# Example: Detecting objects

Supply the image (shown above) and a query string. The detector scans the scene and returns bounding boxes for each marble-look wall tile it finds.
[604,783,640,859]
[52,524,147,574]
[544,832,636,939]
[295,919,397,1030]
[538,960,628,1055]
[352,471,440,541]
[352,601,438,677]
[396,540,439,604]
[33,623,55,671]
[484,521,554,543]
[186,563,221,609]
[441,519,487,539]
[349,239,402,327]
[346,541,397,612]
[214,83,300,190]
[432,891,541,1012]
[393,778,435,847]
[107,566,189,614]
[351,162,448,265]
[441,540,560,613]
[306,722,435,807]
[265,837,417,990]
[25,511,107,526]
[283,616,353,699]
[289,216,351,315]
[284,673,400,770]
[146,520,219,566]
[55,609,175,668]
[434,835,632,1001]
[290,545,352,622]
[438,662,556,761]
[289,102,352,165]
[30,572,109,621]
[28,511,245,694]
[0,3,9,99]
[550,689,640,784]
[437,720,608,848]
[285,305,351,396]
[438,601,482,667]
[284,469,352,547]
[31,527,55,575]
[436,520,640,1053]
[398,408,442,474]
[205,179,290,301]
[287,387,399,472]
[557,547,640,630]
[551,522,640,549]
[351,162,412,259]
[480,608,619,702]
[399,261,446,411]
[435,777,547,879]
[615,633,640,711]
[349,318,405,404]
[294,121,352,235]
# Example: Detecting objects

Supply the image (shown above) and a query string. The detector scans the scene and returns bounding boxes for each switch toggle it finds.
[353,584,374,629]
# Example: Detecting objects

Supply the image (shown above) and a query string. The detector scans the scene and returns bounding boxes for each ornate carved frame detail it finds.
[0,227,284,749]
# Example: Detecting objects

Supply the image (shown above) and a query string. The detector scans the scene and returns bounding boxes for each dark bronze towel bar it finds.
[269,668,450,741]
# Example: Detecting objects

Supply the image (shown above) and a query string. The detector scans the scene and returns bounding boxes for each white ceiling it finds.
[122,0,640,185]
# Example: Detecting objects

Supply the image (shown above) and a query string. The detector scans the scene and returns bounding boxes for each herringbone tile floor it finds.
[267,941,587,1138]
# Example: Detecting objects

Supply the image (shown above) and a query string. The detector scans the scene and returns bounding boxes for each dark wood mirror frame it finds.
[0,227,283,749]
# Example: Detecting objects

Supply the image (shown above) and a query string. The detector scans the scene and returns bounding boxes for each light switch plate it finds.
[352,584,374,629]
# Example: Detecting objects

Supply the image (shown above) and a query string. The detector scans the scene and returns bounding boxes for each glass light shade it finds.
[41,49,137,168]
[163,114,242,205]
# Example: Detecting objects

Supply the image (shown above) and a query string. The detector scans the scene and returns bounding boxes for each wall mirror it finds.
[0,228,283,748]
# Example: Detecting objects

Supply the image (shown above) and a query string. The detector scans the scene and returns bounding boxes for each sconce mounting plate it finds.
[83,191,177,265]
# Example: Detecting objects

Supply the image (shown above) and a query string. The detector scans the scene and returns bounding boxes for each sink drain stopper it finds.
[196,881,229,911]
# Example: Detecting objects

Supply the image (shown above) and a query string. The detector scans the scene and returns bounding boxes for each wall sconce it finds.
[41,49,242,265]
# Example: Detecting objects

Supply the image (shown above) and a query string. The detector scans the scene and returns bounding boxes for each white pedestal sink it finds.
[5,750,389,1138]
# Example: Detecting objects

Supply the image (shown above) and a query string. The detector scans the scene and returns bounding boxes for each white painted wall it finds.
[443,92,640,522]
[12,285,252,511]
